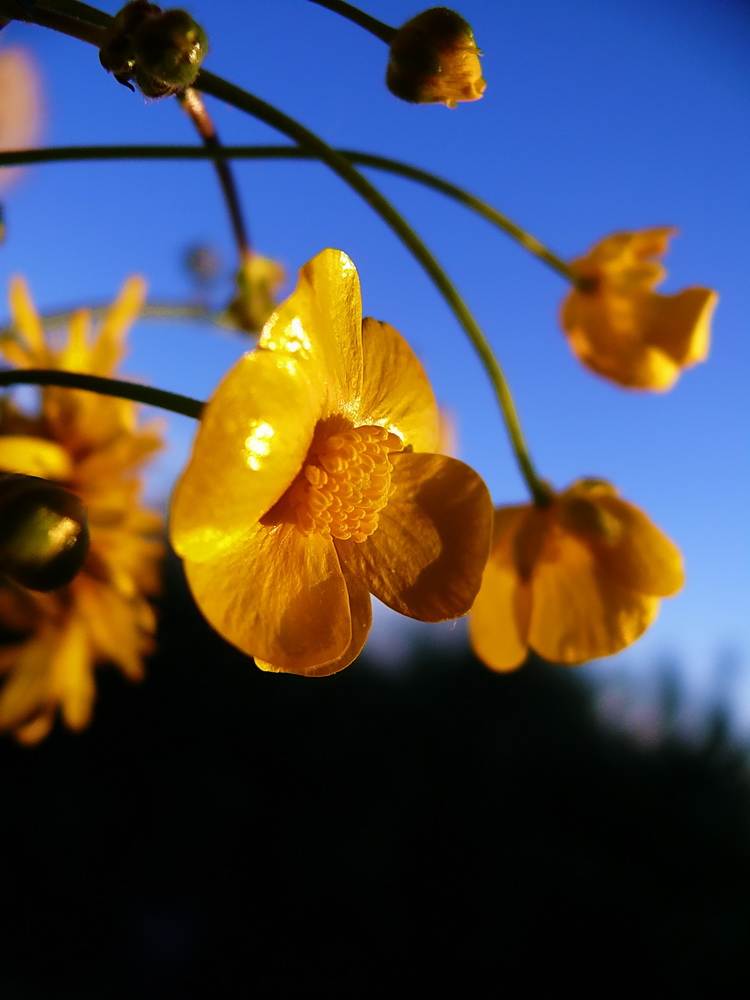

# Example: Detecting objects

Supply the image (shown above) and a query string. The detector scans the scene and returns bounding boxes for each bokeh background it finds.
[0,0,749,993]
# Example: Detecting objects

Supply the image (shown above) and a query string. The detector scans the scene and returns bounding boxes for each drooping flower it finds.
[469,479,684,672]
[0,278,163,743]
[560,228,717,390]
[170,249,493,676]
[386,7,486,108]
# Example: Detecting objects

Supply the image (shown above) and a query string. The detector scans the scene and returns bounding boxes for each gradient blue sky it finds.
[1,1,748,726]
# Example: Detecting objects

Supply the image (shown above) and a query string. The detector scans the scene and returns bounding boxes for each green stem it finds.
[0,144,577,283]
[0,369,203,420]
[306,0,396,43]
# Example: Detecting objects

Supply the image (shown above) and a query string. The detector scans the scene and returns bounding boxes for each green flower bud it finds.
[99,2,208,97]
[0,473,90,592]
[132,9,208,95]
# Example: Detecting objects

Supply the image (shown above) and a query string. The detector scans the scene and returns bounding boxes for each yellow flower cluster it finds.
[0,278,163,743]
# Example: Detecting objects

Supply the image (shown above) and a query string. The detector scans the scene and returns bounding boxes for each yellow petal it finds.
[183,522,352,672]
[356,318,439,452]
[89,276,147,375]
[587,494,684,597]
[648,287,717,368]
[337,452,492,622]
[170,347,325,563]
[469,508,531,671]
[6,275,48,365]
[256,570,372,677]
[529,528,659,663]
[0,436,73,479]
[260,248,363,422]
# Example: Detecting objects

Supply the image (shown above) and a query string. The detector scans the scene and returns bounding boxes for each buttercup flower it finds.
[386,7,486,108]
[561,228,717,390]
[170,249,493,676]
[0,277,163,743]
[469,479,683,672]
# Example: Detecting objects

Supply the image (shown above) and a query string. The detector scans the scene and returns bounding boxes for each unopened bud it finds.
[386,7,486,108]
[222,253,285,335]
[0,474,89,592]
[99,1,208,97]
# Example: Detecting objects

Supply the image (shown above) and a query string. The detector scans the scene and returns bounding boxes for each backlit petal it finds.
[338,452,492,621]
[529,528,659,663]
[648,287,716,367]
[183,522,352,672]
[261,248,363,422]
[256,570,372,677]
[170,347,325,562]
[356,318,439,452]
[0,436,73,479]
[469,508,530,671]
[589,494,684,596]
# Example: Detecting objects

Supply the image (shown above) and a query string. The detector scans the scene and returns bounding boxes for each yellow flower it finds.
[560,228,717,390]
[386,7,486,108]
[0,278,163,743]
[170,249,493,676]
[469,479,684,672]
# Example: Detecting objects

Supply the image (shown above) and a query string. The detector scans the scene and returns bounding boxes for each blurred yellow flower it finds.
[386,7,486,108]
[171,249,493,676]
[561,228,717,390]
[0,277,163,743]
[469,479,683,672]
[0,47,43,192]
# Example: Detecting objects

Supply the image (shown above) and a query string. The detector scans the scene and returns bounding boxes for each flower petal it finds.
[529,528,659,663]
[261,248,363,422]
[0,436,73,479]
[256,570,372,677]
[170,347,325,563]
[6,276,48,366]
[182,522,352,672]
[356,318,439,452]
[469,508,530,672]
[337,452,492,621]
[589,494,684,597]
[648,287,716,368]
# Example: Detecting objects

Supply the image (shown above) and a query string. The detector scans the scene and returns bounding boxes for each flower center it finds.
[287,425,403,542]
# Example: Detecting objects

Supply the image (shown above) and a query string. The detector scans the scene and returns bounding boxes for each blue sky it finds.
[1,0,748,725]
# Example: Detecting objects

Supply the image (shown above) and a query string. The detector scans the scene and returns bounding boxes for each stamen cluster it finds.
[288,425,403,542]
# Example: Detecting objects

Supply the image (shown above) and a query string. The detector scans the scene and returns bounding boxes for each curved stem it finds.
[0,144,577,282]
[306,0,396,43]
[0,369,203,420]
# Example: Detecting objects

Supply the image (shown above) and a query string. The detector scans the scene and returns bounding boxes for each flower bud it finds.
[99,2,208,97]
[0,474,89,592]
[386,7,486,108]
[222,253,285,335]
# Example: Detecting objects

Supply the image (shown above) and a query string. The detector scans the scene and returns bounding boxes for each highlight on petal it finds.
[260,249,363,422]
[183,522,352,673]
[170,347,325,562]
[338,452,493,622]
[357,318,440,453]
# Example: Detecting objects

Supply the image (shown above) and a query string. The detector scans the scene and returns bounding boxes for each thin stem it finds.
[0,369,203,420]
[178,88,252,262]
[0,0,107,44]
[306,0,396,43]
[0,144,578,282]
